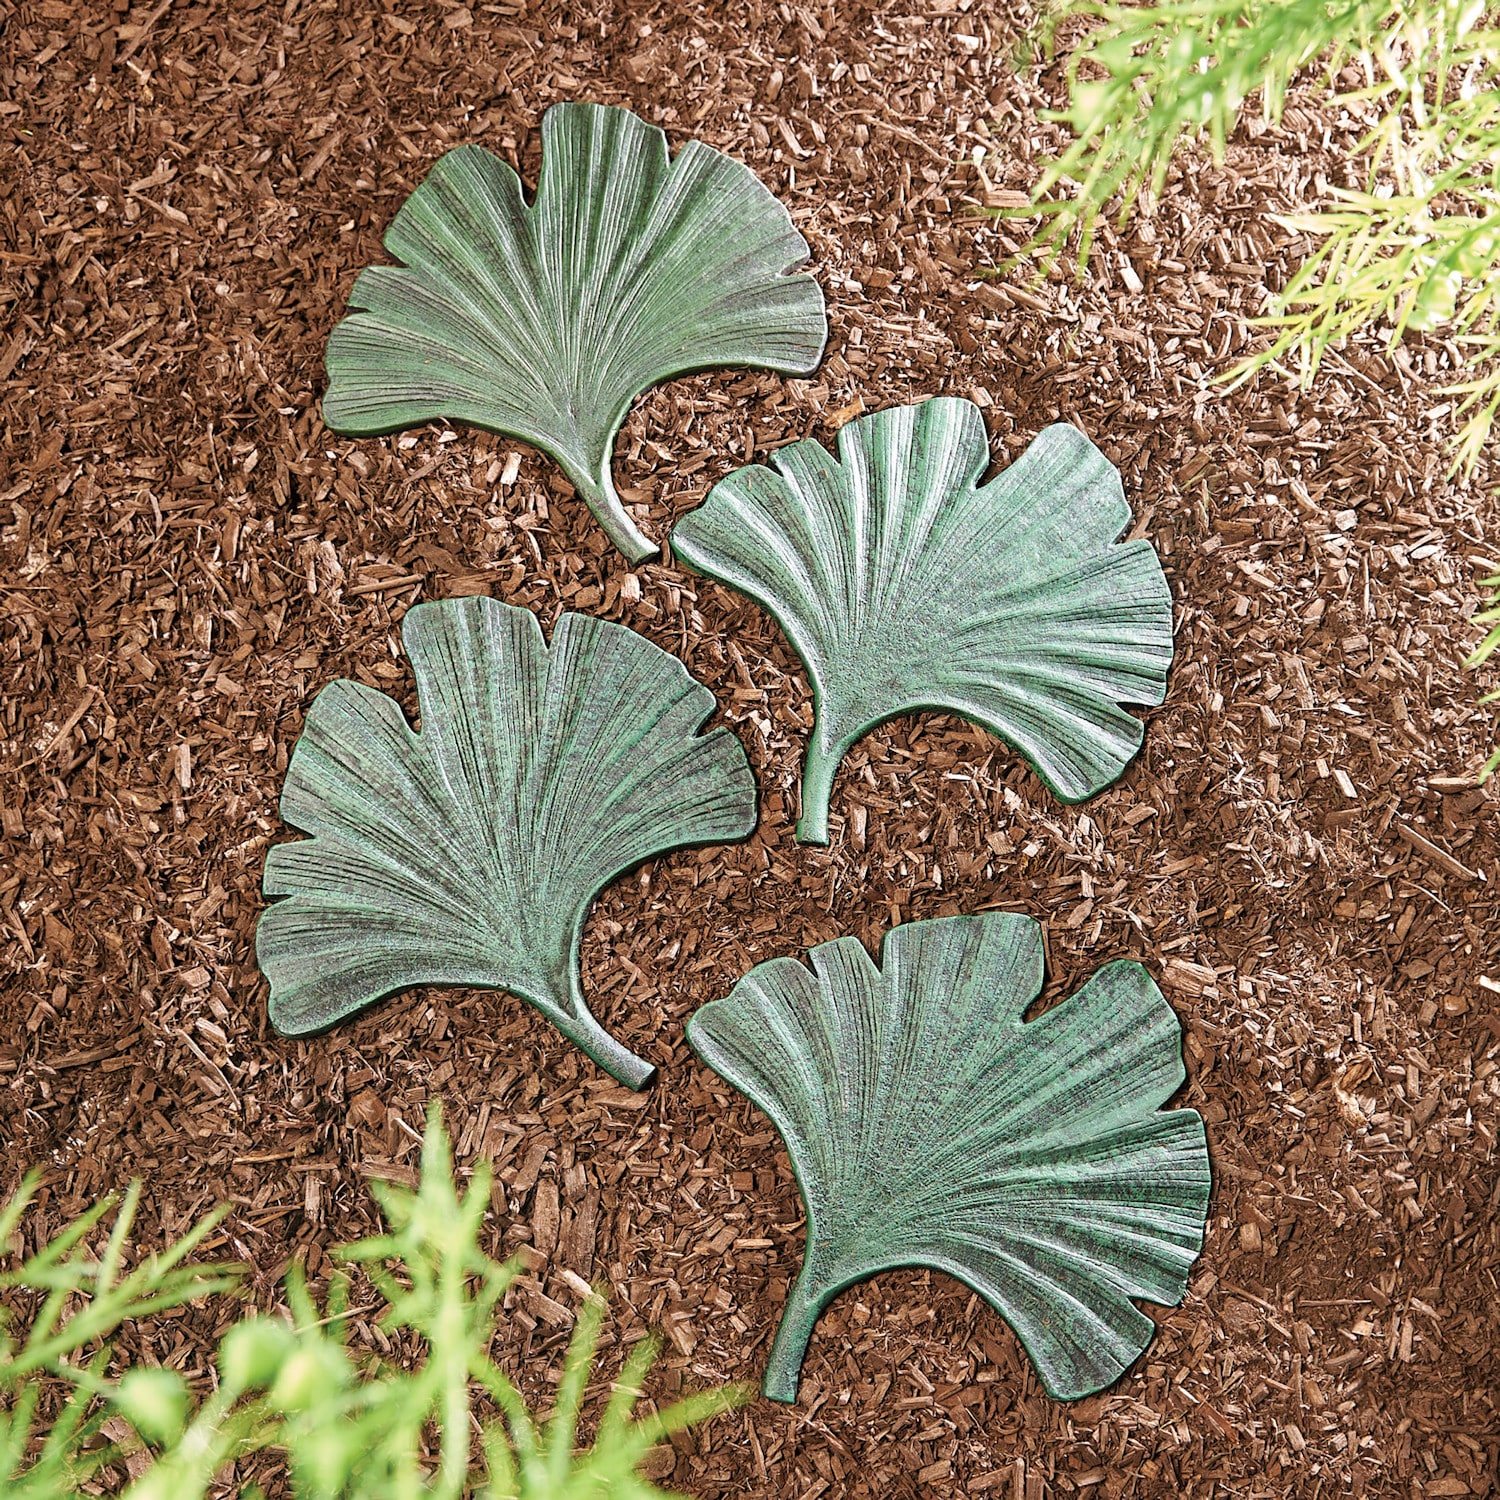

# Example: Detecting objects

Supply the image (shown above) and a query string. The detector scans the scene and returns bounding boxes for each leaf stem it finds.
[534,961,657,1091]
[570,460,656,564]
[556,1006,656,1091]
[761,1270,826,1404]
[796,726,847,844]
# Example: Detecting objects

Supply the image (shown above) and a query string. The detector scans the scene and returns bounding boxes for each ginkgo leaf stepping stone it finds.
[323,101,828,562]
[672,397,1174,841]
[687,911,1211,1401]
[257,596,759,1089]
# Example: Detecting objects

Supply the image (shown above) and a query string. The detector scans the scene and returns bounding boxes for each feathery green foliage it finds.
[0,1173,238,1498]
[1005,0,1500,778]
[0,1110,747,1497]
[1007,0,1500,470]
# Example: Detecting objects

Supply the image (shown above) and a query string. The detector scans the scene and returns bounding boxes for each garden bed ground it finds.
[3,2,1498,1496]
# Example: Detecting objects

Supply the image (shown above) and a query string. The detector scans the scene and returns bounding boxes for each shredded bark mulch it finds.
[3,3,1497,1496]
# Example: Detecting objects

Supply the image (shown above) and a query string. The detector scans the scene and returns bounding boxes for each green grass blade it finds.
[597,1335,660,1445]
[545,1291,606,1483]
[0,1170,43,1252]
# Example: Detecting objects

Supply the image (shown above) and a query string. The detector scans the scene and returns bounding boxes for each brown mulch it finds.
[3,2,1499,1497]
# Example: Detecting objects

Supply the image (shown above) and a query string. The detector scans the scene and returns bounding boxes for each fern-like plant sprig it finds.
[0,1171,237,1382]
[1003,0,1500,777]
[1005,0,1500,469]
[0,1170,241,1498]
[1014,0,1394,265]
[1,1110,747,1498]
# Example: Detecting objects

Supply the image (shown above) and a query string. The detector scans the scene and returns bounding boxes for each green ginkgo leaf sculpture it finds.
[257,596,758,1089]
[672,398,1174,842]
[322,101,828,562]
[686,912,1211,1402]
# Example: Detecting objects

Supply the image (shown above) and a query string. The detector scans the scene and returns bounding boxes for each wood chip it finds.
[2,9,1495,1498]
